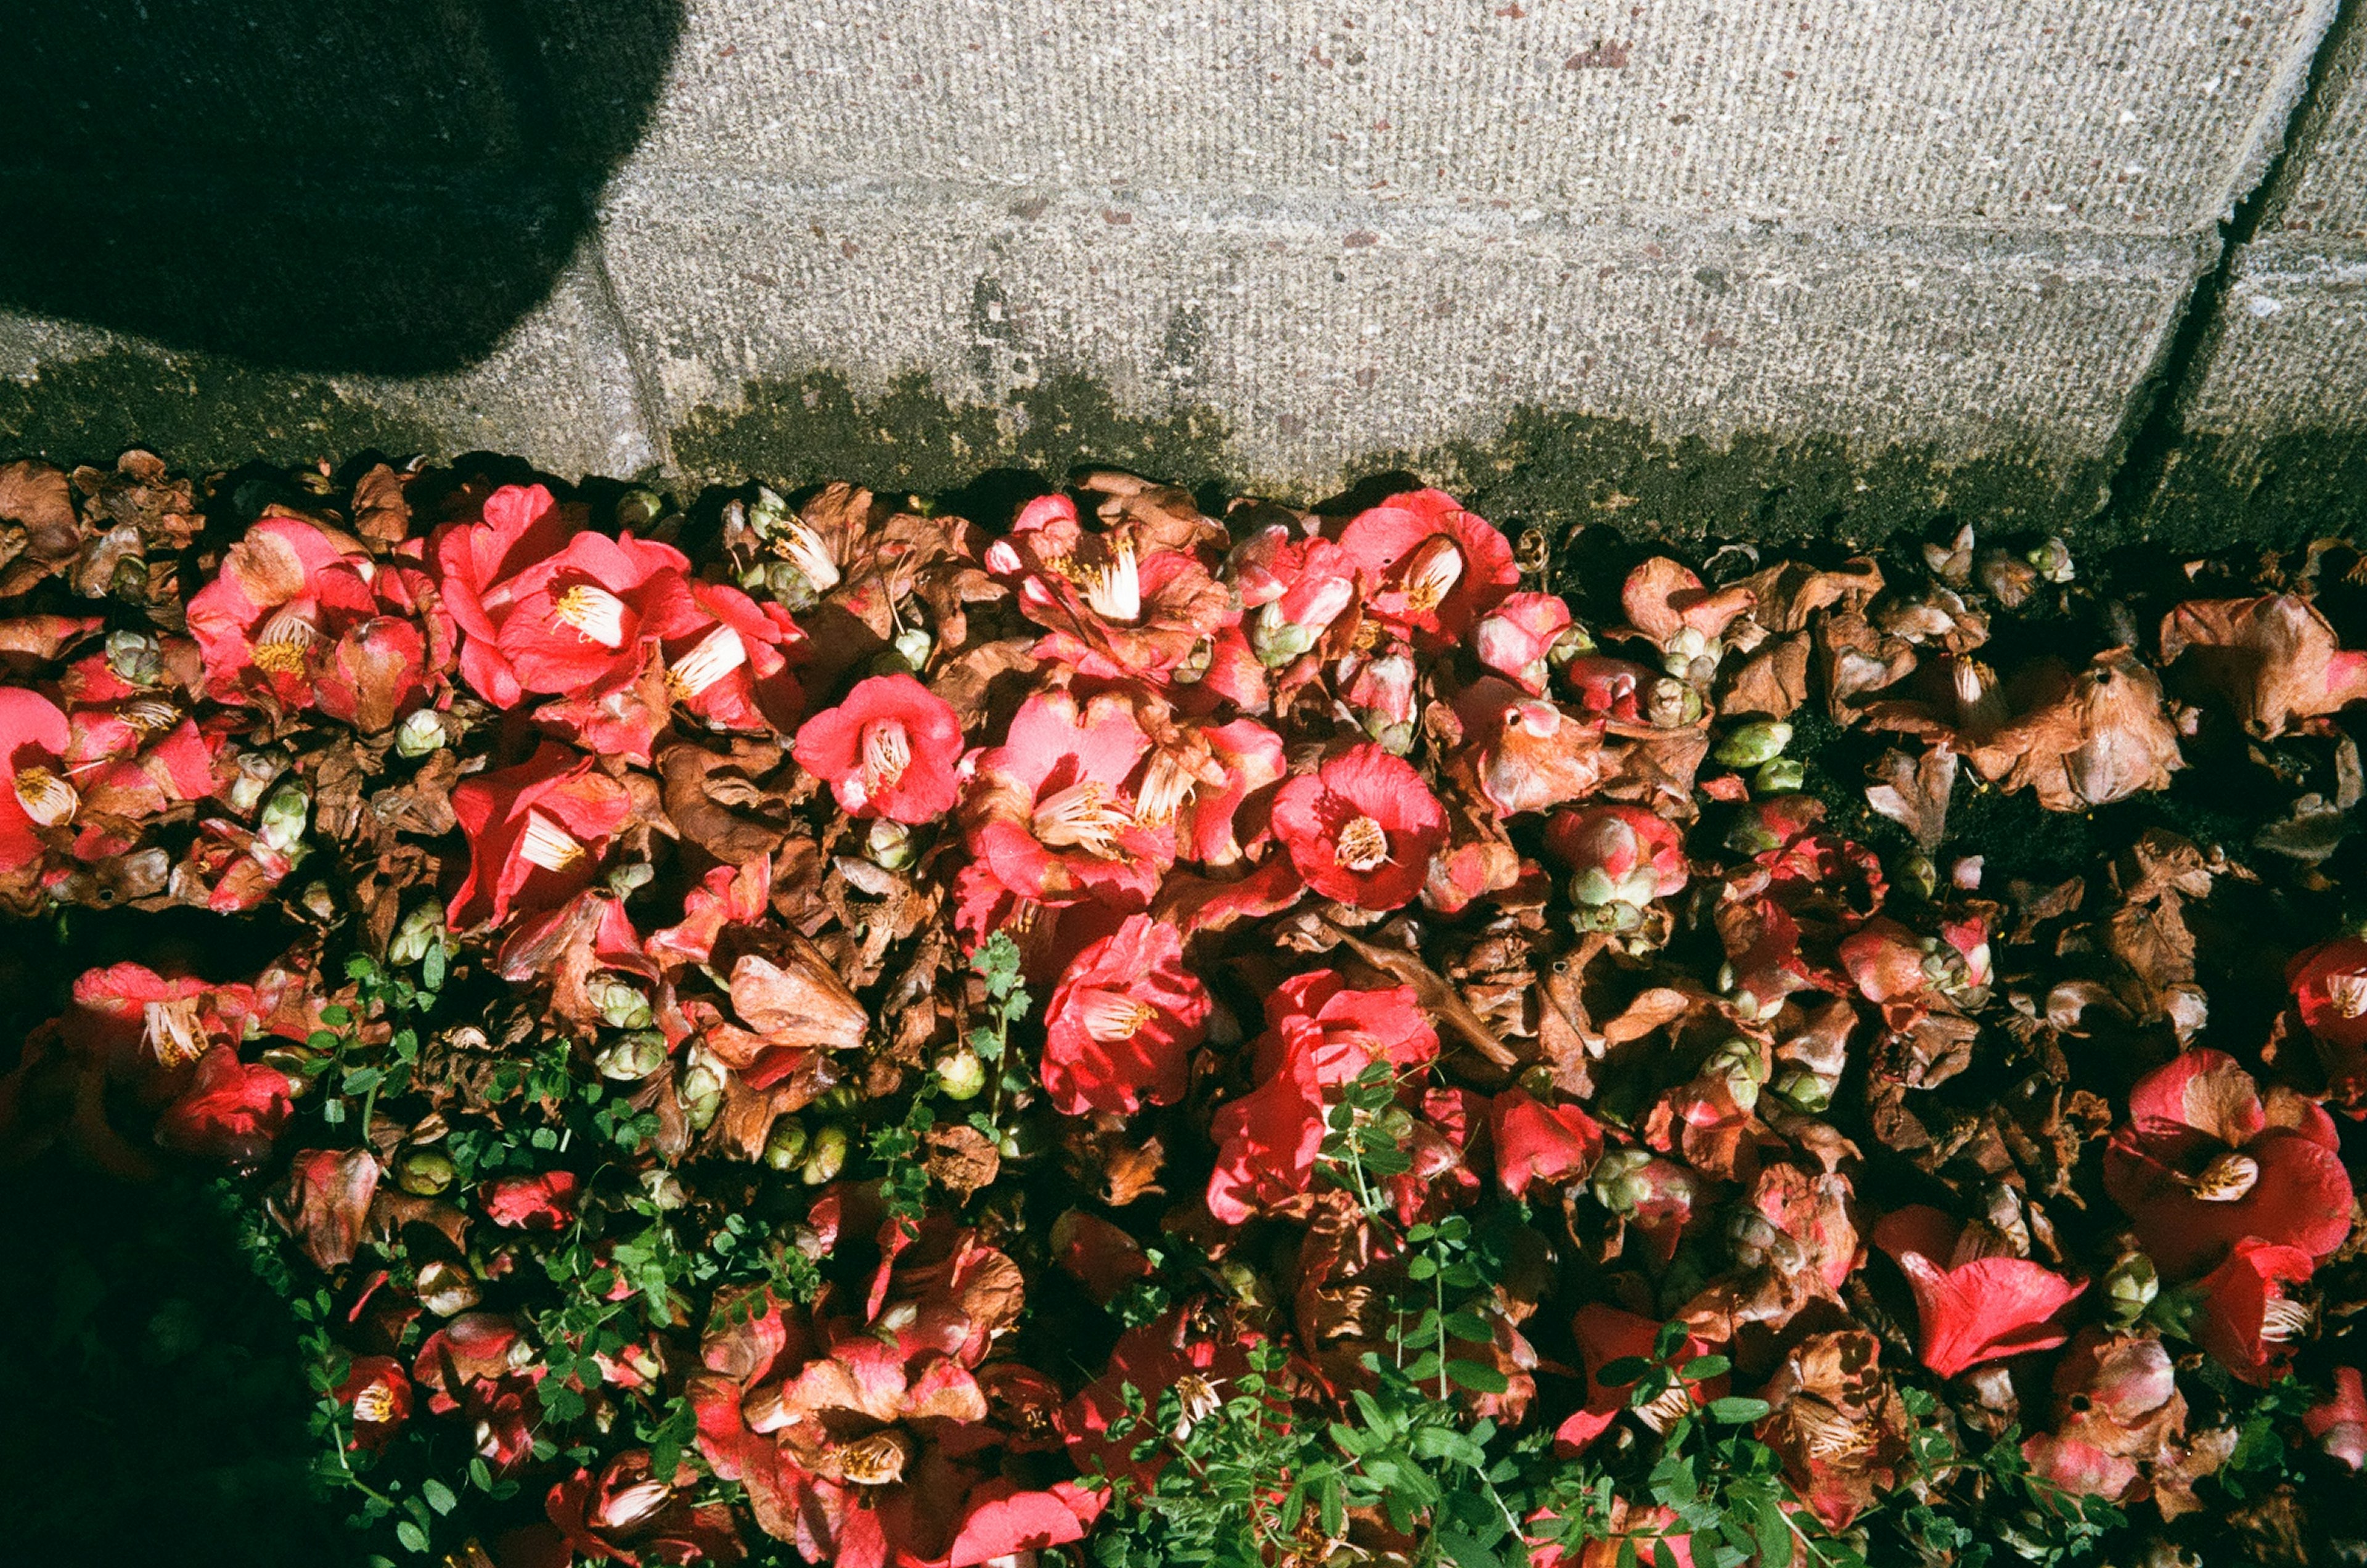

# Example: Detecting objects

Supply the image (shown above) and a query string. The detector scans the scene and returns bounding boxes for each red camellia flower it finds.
[1207,974,1437,1224]
[2304,1366,2367,1471]
[792,674,965,823]
[153,1045,293,1170]
[2191,1237,2317,1385]
[449,743,634,931]
[2289,936,2367,1114]
[1490,1088,1605,1199]
[333,1354,415,1451]
[1553,1306,1723,1453]
[1334,489,1518,647]
[545,1448,745,1567]
[184,512,452,730]
[435,483,799,757]
[483,1169,584,1230]
[0,686,74,875]
[1546,804,1688,928]
[1040,915,1209,1117]
[1476,591,1578,696]
[2101,1048,2353,1278]
[1871,1205,2085,1378]
[987,499,1233,684]
[962,688,1167,908]
[1233,527,1362,668]
[1270,743,1445,910]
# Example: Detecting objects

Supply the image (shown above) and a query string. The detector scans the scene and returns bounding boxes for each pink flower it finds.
[0,686,73,873]
[2289,936,2367,1115]
[333,1355,415,1451]
[2191,1238,2316,1386]
[2304,1367,2367,1471]
[1040,915,1209,1117]
[154,1045,293,1170]
[483,1170,584,1230]
[1490,1088,1605,1199]
[1207,974,1437,1224]
[1476,592,1578,695]
[2101,1049,2353,1278]
[1553,1306,1722,1454]
[793,674,965,823]
[986,495,1233,682]
[434,483,798,758]
[449,743,634,931]
[1232,527,1362,666]
[961,689,1167,908]
[185,513,452,730]
[1335,489,1519,647]
[1871,1205,2085,1378]
[1546,805,1688,925]
[1270,744,1445,910]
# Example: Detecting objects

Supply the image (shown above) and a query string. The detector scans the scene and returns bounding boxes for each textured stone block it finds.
[603,169,2197,502]
[627,0,2334,236]
[0,255,657,483]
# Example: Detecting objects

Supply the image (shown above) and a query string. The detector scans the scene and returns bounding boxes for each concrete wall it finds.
[2,0,2361,544]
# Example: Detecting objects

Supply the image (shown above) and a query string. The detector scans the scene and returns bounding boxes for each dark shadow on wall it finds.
[0,0,685,375]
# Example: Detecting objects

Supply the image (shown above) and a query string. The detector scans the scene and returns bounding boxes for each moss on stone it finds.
[0,347,436,472]
[669,369,1233,502]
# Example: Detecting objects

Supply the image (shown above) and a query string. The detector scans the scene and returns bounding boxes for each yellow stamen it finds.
[2259,1294,2312,1344]
[2183,1151,2260,1203]
[552,584,629,648]
[774,518,842,592]
[832,1431,910,1486]
[143,996,208,1069]
[861,719,912,794]
[1333,815,1391,873]
[350,1380,399,1424]
[13,764,78,827]
[251,603,325,675]
[516,809,588,873]
[1134,750,1198,828]
[1394,536,1464,614]
[1081,535,1142,623]
[1076,987,1155,1043]
[1031,780,1134,857]
[666,624,747,699]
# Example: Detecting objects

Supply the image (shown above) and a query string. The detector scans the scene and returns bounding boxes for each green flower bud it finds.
[2027,536,2075,584]
[681,1060,725,1130]
[640,1169,688,1210]
[1547,624,1596,665]
[2105,1252,2159,1322]
[1772,1071,1831,1113]
[817,1083,862,1115]
[258,783,310,854]
[396,1147,456,1196]
[1590,1148,1654,1213]
[389,902,444,966]
[1713,720,1793,769]
[1646,678,1703,729]
[800,1124,850,1185]
[616,488,668,533]
[762,1119,811,1172]
[891,627,934,672]
[1753,758,1806,794]
[105,631,165,687]
[394,709,447,758]
[587,974,653,1032]
[595,1032,668,1082]
[933,1048,987,1101]
[1895,852,1938,901]
[607,861,655,897]
[865,818,917,870]
[109,553,152,603]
